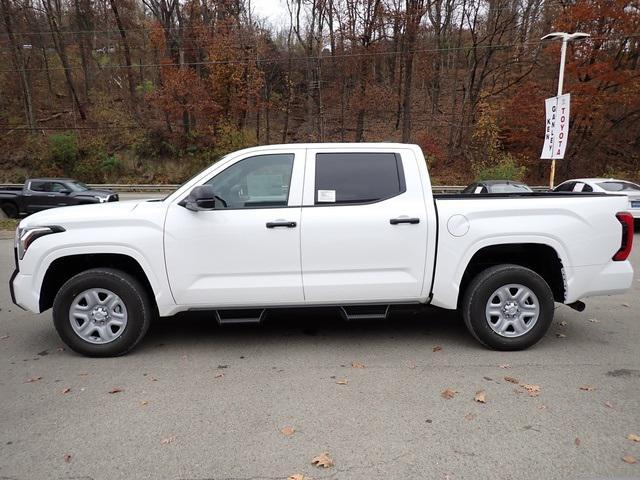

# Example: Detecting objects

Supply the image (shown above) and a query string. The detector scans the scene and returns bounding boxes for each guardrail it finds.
[0,183,550,193]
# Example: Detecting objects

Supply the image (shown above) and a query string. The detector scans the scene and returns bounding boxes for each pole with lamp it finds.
[540,31,590,189]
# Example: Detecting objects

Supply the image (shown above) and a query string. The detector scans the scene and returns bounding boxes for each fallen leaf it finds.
[521,384,541,397]
[214,373,224,379]
[108,387,123,394]
[537,405,547,410]
[559,321,568,327]
[351,362,365,368]
[441,388,457,399]
[498,364,511,369]
[336,379,348,385]
[575,437,581,446]
[0,334,9,340]
[556,333,566,338]
[288,475,306,480]
[160,435,176,445]
[579,385,595,391]
[464,413,475,421]
[622,303,630,308]
[622,455,637,464]
[140,400,148,406]
[63,454,72,463]
[311,452,334,468]
[61,387,71,394]
[26,377,42,383]
[504,376,519,384]
[483,376,493,381]
[474,390,486,403]
[281,426,295,437]
[432,345,443,352]
[56,347,65,352]
[589,318,599,323]
[627,433,640,443]
[604,401,614,409]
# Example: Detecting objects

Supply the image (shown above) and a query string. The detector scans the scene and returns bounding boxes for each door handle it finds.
[390,217,420,225]
[266,221,297,229]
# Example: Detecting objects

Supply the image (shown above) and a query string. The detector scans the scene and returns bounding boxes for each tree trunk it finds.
[109,0,137,102]
[1,0,36,130]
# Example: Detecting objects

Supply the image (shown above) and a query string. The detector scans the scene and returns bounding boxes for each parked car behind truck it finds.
[0,178,118,218]
[10,143,635,357]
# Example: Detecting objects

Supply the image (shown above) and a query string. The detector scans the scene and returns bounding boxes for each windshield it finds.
[67,181,89,192]
[489,183,532,193]
[597,181,640,192]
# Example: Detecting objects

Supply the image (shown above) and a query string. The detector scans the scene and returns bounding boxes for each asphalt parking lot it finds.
[1,234,639,480]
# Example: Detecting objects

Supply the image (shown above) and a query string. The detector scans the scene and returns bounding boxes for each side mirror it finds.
[179,185,217,211]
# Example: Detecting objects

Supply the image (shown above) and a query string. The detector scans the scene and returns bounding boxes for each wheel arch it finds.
[39,253,158,314]
[457,242,566,307]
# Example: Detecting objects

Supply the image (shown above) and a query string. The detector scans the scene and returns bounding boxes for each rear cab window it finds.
[313,152,406,205]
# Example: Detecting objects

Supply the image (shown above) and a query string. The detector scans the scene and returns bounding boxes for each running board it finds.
[215,309,266,325]
[339,305,390,321]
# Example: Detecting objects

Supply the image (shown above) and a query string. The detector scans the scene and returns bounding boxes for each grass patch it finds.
[0,219,19,231]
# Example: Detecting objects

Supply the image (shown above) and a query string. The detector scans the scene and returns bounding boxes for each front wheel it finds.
[461,264,555,350]
[53,268,153,357]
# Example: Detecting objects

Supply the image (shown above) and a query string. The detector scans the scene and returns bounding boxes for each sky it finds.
[250,0,290,28]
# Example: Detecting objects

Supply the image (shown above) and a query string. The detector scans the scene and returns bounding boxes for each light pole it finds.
[541,31,590,189]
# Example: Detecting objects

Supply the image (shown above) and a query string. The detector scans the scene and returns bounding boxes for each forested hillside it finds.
[1,0,638,185]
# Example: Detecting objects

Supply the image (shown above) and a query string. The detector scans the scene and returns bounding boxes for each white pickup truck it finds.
[10,143,635,357]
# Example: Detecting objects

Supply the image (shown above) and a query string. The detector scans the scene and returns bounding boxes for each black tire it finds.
[1,201,19,218]
[53,268,153,357]
[461,264,555,351]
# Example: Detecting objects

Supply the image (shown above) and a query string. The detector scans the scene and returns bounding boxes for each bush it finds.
[49,132,78,174]
[476,155,527,181]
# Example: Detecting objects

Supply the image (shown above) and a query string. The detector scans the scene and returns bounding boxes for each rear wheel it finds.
[1,201,18,218]
[462,264,555,350]
[53,268,152,357]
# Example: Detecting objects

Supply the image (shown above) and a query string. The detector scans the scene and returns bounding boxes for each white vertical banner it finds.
[540,93,571,160]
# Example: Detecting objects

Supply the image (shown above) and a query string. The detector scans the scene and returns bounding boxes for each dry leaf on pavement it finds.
[575,437,581,446]
[288,475,307,480]
[559,321,567,327]
[214,373,224,379]
[464,413,475,421]
[432,345,443,352]
[61,387,71,394]
[622,455,637,464]
[140,400,148,406]
[108,387,123,394]
[604,401,614,409]
[589,318,599,323]
[622,303,630,308]
[521,384,541,397]
[160,435,176,445]
[281,426,295,437]
[63,454,72,463]
[627,433,640,442]
[311,452,334,468]
[498,364,511,369]
[0,334,9,340]
[441,388,457,399]
[351,362,365,368]
[504,376,519,384]
[25,377,42,383]
[336,379,348,385]
[579,385,595,391]
[474,390,486,403]
[556,333,566,338]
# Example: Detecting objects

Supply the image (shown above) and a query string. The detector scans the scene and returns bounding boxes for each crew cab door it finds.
[164,150,305,307]
[300,148,429,303]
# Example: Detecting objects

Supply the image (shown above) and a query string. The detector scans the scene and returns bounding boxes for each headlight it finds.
[16,225,65,260]
[98,196,108,203]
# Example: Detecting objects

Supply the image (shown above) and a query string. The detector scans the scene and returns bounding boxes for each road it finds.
[1,236,639,480]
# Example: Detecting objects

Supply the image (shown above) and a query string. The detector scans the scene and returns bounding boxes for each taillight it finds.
[613,212,634,261]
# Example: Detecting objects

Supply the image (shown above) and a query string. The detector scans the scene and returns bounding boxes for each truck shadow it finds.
[142,306,475,349]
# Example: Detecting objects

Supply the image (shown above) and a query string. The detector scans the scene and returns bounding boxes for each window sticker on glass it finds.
[317,189,336,203]
[474,186,483,194]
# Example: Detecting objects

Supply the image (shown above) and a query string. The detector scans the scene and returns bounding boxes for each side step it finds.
[215,309,266,325]
[339,305,390,321]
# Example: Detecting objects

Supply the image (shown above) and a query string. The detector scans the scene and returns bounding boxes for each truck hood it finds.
[18,199,148,229]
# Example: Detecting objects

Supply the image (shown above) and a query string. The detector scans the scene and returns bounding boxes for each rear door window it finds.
[29,181,47,192]
[314,153,405,205]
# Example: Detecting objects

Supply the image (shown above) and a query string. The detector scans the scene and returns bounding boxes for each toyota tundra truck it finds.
[9,143,635,356]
